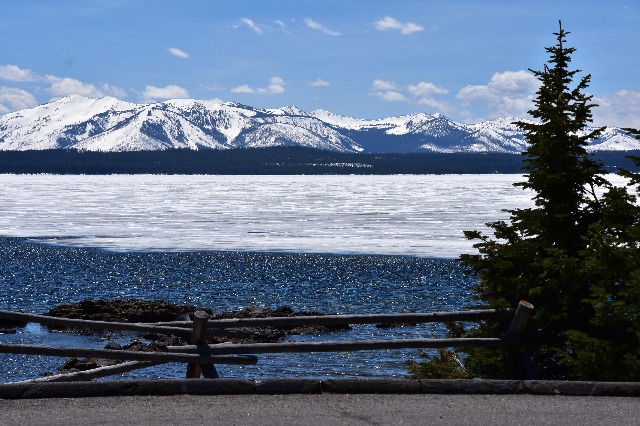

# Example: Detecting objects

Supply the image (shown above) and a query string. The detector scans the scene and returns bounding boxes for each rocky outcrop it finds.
[44,299,351,376]
[44,299,211,323]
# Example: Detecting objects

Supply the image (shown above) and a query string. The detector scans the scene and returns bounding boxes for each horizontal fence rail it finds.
[0,310,247,338]
[0,343,258,365]
[151,308,517,329]
[0,301,534,383]
[167,337,507,355]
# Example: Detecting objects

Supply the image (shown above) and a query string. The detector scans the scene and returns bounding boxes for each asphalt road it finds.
[2,394,639,425]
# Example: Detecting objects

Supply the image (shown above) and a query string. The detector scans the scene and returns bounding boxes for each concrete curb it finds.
[0,378,638,399]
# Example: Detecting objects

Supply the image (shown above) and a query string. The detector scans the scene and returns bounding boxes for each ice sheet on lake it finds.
[3,173,623,258]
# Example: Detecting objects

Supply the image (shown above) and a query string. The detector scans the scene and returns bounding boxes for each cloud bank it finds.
[45,76,127,99]
[309,78,330,87]
[142,85,190,100]
[374,16,424,35]
[231,76,286,95]
[457,70,540,119]
[371,79,450,112]
[593,89,640,128]
[0,65,40,82]
[0,87,38,114]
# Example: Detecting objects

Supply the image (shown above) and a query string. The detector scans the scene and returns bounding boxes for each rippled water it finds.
[0,237,476,382]
[0,174,626,382]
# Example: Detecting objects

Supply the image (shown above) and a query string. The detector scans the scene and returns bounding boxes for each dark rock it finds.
[174,313,191,322]
[57,356,122,375]
[44,299,212,324]
[103,341,122,350]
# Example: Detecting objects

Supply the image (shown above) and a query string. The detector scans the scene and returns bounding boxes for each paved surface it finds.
[2,393,640,425]
[1,379,639,425]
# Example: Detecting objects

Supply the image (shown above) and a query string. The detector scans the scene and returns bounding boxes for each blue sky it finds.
[1,0,639,127]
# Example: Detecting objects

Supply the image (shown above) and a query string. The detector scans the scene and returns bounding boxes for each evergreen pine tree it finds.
[407,23,640,380]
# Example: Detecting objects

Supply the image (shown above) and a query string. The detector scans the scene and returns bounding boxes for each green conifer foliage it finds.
[409,23,640,380]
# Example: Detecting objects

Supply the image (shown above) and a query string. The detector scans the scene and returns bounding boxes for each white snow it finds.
[0,174,631,258]
[1,95,639,152]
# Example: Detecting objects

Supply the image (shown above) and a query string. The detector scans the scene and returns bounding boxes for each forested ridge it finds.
[1,147,638,175]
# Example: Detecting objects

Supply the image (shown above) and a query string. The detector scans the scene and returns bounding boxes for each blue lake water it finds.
[2,173,607,382]
[0,237,477,382]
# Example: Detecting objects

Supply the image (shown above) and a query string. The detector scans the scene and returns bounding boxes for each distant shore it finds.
[2,147,638,175]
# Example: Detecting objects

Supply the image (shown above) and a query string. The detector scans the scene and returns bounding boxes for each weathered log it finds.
[9,361,163,383]
[167,337,506,355]
[0,343,257,365]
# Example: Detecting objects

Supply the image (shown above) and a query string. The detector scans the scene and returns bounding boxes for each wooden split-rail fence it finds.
[0,301,534,383]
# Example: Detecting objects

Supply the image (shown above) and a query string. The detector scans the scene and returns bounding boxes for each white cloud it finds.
[101,84,127,98]
[142,84,189,100]
[231,77,286,95]
[309,78,330,87]
[373,91,408,102]
[167,47,190,58]
[374,16,424,35]
[268,76,285,94]
[457,70,540,118]
[305,18,341,36]
[270,76,285,86]
[0,65,40,82]
[370,79,450,112]
[593,89,640,128]
[0,87,38,113]
[372,79,401,91]
[240,18,264,34]
[407,81,449,97]
[269,85,285,94]
[415,96,450,111]
[274,19,291,34]
[45,75,127,99]
[231,84,255,94]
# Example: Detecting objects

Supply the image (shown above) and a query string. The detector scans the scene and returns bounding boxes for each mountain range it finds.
[0,95,638,153]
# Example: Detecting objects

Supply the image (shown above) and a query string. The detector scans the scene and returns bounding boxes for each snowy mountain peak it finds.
[267,105,307,116]
[0,96,639,153]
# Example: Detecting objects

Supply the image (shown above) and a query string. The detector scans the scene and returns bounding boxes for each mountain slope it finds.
[0,95,638,153]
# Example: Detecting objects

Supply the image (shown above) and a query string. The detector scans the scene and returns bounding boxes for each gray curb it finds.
[0,378,639,399]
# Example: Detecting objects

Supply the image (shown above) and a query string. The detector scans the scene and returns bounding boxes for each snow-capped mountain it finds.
[0,95,638,153]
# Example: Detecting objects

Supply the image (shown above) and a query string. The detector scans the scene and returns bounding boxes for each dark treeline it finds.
[0,147,638,174]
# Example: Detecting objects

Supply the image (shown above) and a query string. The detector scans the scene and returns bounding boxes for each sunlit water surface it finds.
[0,174,627,382]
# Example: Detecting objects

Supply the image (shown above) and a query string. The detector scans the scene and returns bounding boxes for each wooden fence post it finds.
[185,311,219,379]
[503,300,537,380]
[503,300,534,341]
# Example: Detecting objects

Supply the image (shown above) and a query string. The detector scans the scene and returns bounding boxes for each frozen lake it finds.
[0,173,630,382]
[0,174,544,258]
